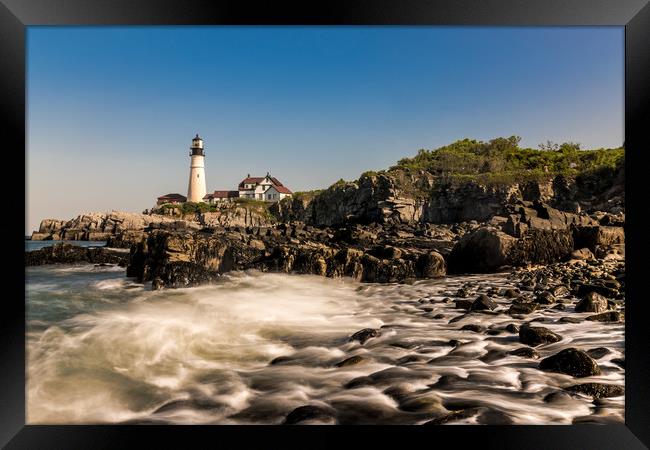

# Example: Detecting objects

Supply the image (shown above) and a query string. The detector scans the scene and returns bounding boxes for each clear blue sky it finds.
[27,26,623,234]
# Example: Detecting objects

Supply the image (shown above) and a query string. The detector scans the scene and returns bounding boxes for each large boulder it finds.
[539,348,601,377]
[508,229,574,266]
[575,292,609,313]
[573,225,625,252]
[519,325,562,347]
[415,251,446,278]
[448,227,517,273]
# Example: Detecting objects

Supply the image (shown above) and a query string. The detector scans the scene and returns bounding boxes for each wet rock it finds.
[543,391,574,404]
[396,354,428,365]
[423,408,480,425]
[586,347,612,359]
[502,288,520,298]
[432,313,445,319]
[460,324,485,333]
[283,405,337,424]
[456,288,470,298]
[508,347,540,359]
[416,251,447,278]
[454,299,474,310]
[476,409,513,425]
[344,376,372,389]
[570,248,595,260]
[508,302,538,315]
[611,358,625,369]
[549,285,570,297]
[269,356,294,365]
[398,393,444,413]
[335,355,367,367]
[565,383,624,399]
[470,294,497,311]
[382,385,413,402]
[575,292,609,313]
[350,328,381,345]
[534,291,556,305]
[558,316,582,324]
[585,311,622,322]
[519,325,562,347]
[480,349,507,363]
[505,323,520,333]
[539,348,601,377]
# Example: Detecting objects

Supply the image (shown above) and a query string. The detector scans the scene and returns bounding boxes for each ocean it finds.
[25,240,107,252]
[25,265,624,425]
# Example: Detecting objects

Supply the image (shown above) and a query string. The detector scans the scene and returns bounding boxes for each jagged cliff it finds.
[271,165,624,227]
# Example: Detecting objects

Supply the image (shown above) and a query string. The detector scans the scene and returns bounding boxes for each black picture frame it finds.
[3,0,649,448]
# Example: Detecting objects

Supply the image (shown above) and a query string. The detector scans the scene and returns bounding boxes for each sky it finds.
[26,26,624,234]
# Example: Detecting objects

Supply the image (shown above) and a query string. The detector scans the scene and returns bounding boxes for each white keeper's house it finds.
[237,173,293,202]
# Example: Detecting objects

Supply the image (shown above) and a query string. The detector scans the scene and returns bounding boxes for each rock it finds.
[508,347,540,359]
[460,324,485,333]
[283,405,337,424]
[508,302,538,315]
[539,348,601,377]
[423,408,479,425]
[448,227,517,273]
[505,324,520,333]
[350,328,381,345]
[585,311,622,322]
[398,394,444,413]
[534,291,556,305]
[519,325,562,347]
[269,356,294,365]
[335,355,367,367]
[570,248,595,261]
[586,347,612,359]
[508,229,575,266]
[480,349,507,363]
[575,292,609,313]
[549,285,570,297]
[565,383,624,399]
[558,316,582,324]
[573,225,625,252]
[470,294,498,311]
[416,251,447,278]
[502,288,520,298]
[25,243,129,266]
[454,299,474,310]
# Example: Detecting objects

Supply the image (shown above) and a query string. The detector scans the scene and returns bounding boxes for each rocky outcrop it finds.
[271,168,623,228]
[31,212,180,241]
[200,204,276,228]
[25,243,129,266]
[126,225,448,289]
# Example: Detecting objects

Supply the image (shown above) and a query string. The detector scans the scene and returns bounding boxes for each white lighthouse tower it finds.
[187,134,207,203]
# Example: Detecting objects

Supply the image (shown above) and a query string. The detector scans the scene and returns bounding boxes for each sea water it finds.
[25,265,624,425]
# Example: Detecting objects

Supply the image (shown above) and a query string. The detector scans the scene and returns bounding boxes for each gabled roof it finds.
[274,185,292,194]
[157,193,187,201]
[238,176,284,189]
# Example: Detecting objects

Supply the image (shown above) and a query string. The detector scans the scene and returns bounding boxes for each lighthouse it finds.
[187,134,207,203]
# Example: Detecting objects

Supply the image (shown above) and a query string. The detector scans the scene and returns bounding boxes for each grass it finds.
[389,136,624,186]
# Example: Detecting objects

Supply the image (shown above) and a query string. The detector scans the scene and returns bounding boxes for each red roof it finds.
[238,176,284,190]
[274,185,292,194]
[212,190,239,198]
[157,193,187,202]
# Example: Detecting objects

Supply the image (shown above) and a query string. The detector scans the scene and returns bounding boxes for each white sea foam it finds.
[26,270,625,425]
